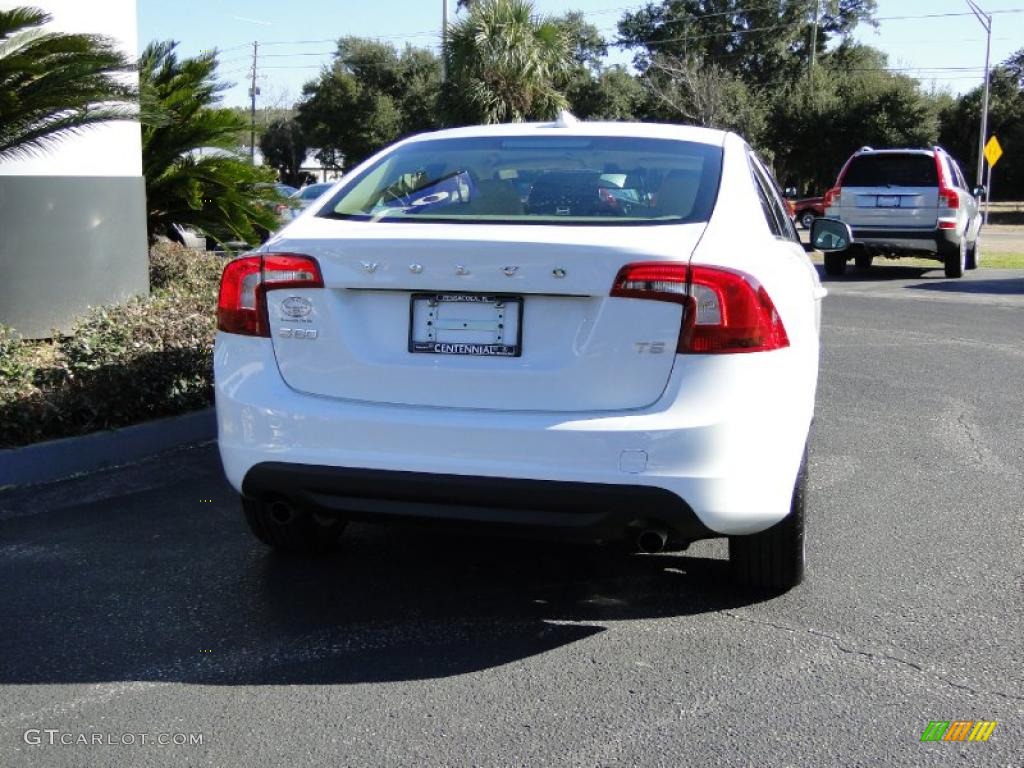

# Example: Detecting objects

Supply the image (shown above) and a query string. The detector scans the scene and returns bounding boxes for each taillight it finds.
[610,262,789,354]
[217,253,323,336]
[934,152,960,210]
[938,186,959,210]
[823,187,841,208]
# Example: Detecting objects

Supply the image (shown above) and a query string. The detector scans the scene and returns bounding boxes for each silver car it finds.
[822,146,984,278]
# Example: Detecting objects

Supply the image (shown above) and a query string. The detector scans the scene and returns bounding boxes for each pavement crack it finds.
[955,412,987,466]
[720,610,1024,703]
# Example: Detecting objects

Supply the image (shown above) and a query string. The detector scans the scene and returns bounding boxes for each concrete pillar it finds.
[0,0,148,339]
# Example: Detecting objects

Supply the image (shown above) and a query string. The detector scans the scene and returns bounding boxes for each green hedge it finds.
[0,243,221,449]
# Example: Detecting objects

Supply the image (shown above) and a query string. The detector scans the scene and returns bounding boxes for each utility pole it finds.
[441,0,449,83]
[808,0,819,86]
[965,0,992,189]
[249,40,259,164]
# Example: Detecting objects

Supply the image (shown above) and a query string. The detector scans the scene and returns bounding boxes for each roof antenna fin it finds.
[553,109,579,128]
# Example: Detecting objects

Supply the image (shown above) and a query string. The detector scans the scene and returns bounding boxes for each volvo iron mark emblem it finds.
[360,261,379,274]
[502,266,519,277]
[280,296,313,319]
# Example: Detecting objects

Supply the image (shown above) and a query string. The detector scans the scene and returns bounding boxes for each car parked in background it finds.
[215,118,826,591]
[792,196,825,229]
[289,182,336,217]
[822,146,984,278]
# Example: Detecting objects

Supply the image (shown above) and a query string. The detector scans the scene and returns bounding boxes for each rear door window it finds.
[949,157,969,190]
[749,153,799,243]
[843,154,938,187]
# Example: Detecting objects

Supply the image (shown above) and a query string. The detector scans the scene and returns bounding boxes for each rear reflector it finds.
[937,219,958,230]
[217,253,323,336]
[611,263,789,354]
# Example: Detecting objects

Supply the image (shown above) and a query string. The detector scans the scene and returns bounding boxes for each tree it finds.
[567,67,646,121]
[259,117,308,187]
[1004,47,1024,87]
[765,44,941,193]
[443,0,575,124]
[140,41,279,245]
[0,6,136,160]
[618,0,877,88]
[939,63,1024,200]
[297,38,441,168]
[555,11,608,72]
[642,52,767,140]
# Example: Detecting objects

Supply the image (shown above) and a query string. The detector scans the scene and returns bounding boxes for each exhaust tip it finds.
[268,500,295,525]
[636,527,668,554]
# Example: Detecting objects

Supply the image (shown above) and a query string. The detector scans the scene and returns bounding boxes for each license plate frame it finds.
[876,195,900,208]
[408,293,524,357]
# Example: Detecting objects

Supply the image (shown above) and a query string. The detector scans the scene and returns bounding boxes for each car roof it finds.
[398,119,728,148]
[854,148,937,156]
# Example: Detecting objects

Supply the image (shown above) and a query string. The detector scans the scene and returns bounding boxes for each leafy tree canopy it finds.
[259,117,308,187]
[618,0,877,87]
[0,6,136,160]
[140,41,279,245]
[297,37,441,168]
[443,0,575,125]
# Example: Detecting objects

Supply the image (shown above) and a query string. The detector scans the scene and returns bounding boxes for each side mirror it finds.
[784,186,798,199]
[810,218,853,252]
[972,185,987,198]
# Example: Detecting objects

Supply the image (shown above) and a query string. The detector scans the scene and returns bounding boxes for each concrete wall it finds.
[0,0,147,338]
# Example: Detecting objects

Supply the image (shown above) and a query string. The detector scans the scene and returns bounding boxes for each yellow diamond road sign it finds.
[984,135,1003,168]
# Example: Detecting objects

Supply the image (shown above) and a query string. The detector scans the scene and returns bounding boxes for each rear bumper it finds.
[849,226,959,255]
[215,335,816,536]
[242,462,714,542]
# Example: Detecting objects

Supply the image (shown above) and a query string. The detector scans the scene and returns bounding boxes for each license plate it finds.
[409,293,523,357]
[876,195,900,208]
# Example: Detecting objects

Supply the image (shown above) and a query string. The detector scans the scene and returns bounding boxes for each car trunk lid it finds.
[264,219,705,412]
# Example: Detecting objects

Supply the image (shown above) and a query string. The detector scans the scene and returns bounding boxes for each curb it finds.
[0,408,217,489]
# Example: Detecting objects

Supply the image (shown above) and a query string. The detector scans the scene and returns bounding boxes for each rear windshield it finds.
[317,136,723,225]
[842,154,938,188]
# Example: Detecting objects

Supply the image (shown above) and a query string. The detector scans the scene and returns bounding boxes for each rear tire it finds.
[854,251,873,270]
[729,449,807,591]
[965,238,979,270]
[800,211,815,230]
[823,252,847,276]
[242,496,346,555]
[943,238,965,278]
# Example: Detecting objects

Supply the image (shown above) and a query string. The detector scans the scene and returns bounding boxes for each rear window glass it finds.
[842,154,938,187]
[317,136,722,225]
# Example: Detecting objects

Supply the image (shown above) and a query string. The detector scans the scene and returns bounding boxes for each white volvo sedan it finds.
[215,117,826,590]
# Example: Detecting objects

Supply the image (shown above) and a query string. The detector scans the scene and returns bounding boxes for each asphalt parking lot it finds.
[1,266,1022,767]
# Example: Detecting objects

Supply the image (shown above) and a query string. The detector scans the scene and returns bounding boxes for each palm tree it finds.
[0,6,136,160]
[444,0,574,124]
[140,41,279,246]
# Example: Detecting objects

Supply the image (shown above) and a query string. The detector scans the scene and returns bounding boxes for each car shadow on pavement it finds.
[814,264,938,282]
[0,475,774,687]
[904,276,1024,295]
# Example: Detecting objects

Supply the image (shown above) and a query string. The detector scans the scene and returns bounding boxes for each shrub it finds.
[0,245,222,448]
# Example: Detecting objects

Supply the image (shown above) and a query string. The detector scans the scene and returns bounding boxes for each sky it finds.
[136,0,1024,109]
